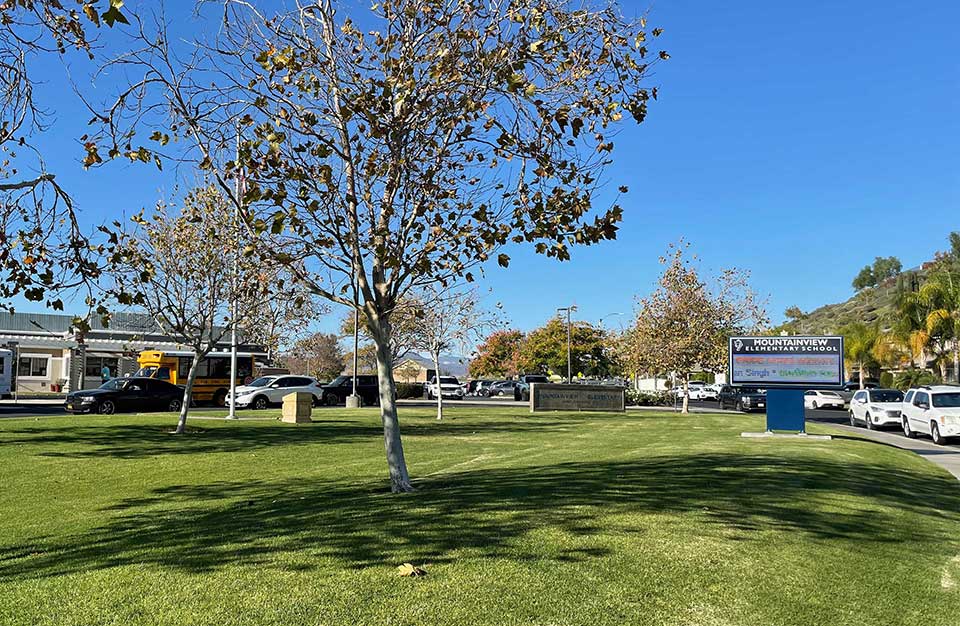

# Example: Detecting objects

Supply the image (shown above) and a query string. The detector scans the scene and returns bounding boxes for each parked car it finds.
[467,379,496,396]
[670,381,706,397]
[229,375,325,410]
[848,388,904,429]
[482,380,516,397]
[426,376,464,400]
[837,381,879,404]
[718,385,767,412]
[514,374,551,401]
[320,375,381,406]
[901,385,960,445]
[804,390,845,410]
[64,377,184,415]
[689,383,718,400]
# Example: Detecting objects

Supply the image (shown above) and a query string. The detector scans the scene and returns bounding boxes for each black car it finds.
[64,377,184,415]
[321,375,380,406]
[718,385,767,412]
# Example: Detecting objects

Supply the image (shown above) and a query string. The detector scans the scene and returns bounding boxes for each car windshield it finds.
[98,379,125,390]
[134,366,156,377]
[528,376,548,382]
[869,390,903,403]
[439,377,459,384]
[741,387,764,394]
[329,376,349,386]
[932,393,960,408]
[246,377,276,387]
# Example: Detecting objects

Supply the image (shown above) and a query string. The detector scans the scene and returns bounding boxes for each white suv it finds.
[427,376,464,400]
[229,375,324,410]
[848,388,904,429]
[901,386,960,445]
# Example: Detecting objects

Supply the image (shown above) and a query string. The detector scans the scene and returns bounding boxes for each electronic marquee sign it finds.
[728,336,844,389]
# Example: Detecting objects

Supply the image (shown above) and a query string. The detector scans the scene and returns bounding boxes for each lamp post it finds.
[557,305,577,383]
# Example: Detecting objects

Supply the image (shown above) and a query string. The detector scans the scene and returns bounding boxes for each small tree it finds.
[412,287,493,420]
[841,322,880,389]
[282,332,345,381]
[469,330,524,378]
[624,243,767,413]
[852,266,876,291]
[110,187,263,433]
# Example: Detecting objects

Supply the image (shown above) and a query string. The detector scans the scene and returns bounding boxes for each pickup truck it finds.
[513,374,551,401]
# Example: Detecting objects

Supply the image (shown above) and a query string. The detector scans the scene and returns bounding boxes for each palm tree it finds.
[918,271,960,382]
[842,322,880,389]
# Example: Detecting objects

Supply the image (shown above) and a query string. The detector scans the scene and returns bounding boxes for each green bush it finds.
[625,388,672,406]
[395,382,425,399]
[893,368,940,391]
[879,372,894,389]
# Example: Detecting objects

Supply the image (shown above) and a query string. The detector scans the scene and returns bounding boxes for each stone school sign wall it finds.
[530,384,625,413]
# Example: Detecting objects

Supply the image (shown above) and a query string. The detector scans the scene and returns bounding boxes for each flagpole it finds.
[227,125,241,420]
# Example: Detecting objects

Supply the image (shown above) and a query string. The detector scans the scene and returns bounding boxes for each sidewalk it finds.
[821,423,960,480]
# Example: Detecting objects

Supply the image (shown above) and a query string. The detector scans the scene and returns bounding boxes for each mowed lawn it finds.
[0,407,959,626]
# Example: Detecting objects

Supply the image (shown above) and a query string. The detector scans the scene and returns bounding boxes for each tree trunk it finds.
[371,318,414,493]
[174,358,200,434]
[953,343,959,383]
[681,376,689,414]
[939,357,948,383]
[432,349,444,421]
[858,365,865,390]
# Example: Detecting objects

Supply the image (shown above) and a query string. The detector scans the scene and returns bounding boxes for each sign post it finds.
[729,336,843,437]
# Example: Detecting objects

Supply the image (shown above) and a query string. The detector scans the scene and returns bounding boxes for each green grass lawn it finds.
[0,407,958,625]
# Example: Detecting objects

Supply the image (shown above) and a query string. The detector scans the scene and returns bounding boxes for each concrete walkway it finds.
[816,422,960,480]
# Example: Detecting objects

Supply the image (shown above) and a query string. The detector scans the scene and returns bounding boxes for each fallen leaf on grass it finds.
[397,563,427,577]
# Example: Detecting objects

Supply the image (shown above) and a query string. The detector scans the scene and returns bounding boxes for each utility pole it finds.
[557,306,577,383]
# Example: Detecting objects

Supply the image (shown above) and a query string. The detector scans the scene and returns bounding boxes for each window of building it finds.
[18,356,49,378]
[85,357,119,378]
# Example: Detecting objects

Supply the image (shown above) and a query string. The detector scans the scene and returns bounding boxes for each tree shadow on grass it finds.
[0,416,580,459]
[1,453,958,581]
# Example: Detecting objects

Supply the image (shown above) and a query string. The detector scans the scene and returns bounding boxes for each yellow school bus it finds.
[135,350,256,406]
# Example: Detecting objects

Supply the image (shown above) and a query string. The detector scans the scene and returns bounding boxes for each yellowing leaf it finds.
[397,563,426,577]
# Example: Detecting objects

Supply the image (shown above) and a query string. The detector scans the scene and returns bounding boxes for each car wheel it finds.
[865,413,874,430]
[99,399,115,415]
[735,400,744,412]
[168,398,182,412]
[213,389,227,407]
[253,395,269,410]
[903,417,917,439]
[849,411,856,427]
[811,401,818,409]
[522,390,530,402]
[325,393,339,406]
[932,422,946,445]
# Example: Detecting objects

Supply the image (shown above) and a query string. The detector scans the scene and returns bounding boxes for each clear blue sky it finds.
[18,0,960,338]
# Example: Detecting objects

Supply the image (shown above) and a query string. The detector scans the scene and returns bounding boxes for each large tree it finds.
[516,317,611,378]
[91,0,665,491]
[469,329,524,378]
[0,1,126,312]
[623,243,767,413]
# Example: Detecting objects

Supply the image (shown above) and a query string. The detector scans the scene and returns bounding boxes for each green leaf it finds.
[102,3,129,27]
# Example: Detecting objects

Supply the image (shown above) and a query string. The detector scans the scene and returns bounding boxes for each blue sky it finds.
[17,0,960,338]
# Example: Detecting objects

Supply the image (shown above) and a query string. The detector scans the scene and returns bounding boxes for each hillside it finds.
[776,270,925,335]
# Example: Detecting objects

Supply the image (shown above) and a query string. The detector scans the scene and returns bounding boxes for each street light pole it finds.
[557,306,577,383]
